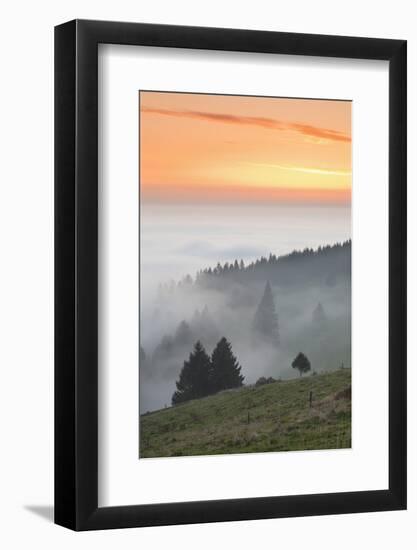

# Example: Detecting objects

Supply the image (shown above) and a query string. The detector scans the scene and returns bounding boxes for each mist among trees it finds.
[140,240,351,413]
[252,281,280,346]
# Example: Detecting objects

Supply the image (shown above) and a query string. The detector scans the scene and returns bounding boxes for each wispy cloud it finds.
[141,107,351,143]
[249,162,351,177]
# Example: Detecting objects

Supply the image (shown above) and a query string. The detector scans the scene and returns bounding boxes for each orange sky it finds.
[140,92,351,205]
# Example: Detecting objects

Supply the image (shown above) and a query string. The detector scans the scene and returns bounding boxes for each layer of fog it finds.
[140,203,351,299]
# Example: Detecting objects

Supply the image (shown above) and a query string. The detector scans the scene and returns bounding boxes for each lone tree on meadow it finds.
[252,281,280,346]
[291,352,311,377]
[211,337,244,393]
[172,341,211,405]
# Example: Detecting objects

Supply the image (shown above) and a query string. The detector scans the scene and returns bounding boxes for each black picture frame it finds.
[55,19,407,531]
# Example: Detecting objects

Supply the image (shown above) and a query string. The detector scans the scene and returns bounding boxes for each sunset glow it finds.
[140,92,351,205]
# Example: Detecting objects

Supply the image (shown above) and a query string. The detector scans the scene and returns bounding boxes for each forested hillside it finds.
[140,241,351,413]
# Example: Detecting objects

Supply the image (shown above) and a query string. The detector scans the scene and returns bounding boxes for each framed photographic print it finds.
[55,20,407,530]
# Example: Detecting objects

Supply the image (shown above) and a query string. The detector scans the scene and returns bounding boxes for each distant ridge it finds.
[162,240,351,291]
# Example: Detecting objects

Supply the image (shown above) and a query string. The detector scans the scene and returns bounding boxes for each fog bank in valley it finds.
[139,205,351,413]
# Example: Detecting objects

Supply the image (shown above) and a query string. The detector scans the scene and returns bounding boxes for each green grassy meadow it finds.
[139,368,351,458]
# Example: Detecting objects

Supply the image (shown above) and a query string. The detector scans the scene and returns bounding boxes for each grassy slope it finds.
[140,368,351,458]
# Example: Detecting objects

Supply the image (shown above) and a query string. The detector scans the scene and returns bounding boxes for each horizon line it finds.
[141,183,351,206]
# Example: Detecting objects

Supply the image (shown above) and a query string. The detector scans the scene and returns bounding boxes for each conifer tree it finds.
[252,281,280,345]
[152,334,174,361]
[174,320,194,346]
[210,337,244,393]
[139,345,152,379]
[172,341,212,405]
[312,302,327,325]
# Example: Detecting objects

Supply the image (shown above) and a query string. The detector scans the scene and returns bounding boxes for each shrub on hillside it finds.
[255,376,275,386]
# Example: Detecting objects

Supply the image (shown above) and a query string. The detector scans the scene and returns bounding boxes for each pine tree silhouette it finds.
[252,281,280,345]
[174,320,194,346]
[140,345,152,379]
[312,302,326,325]
[172,341,212,405]
[210,337,244,392]
[152,334,174,362]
